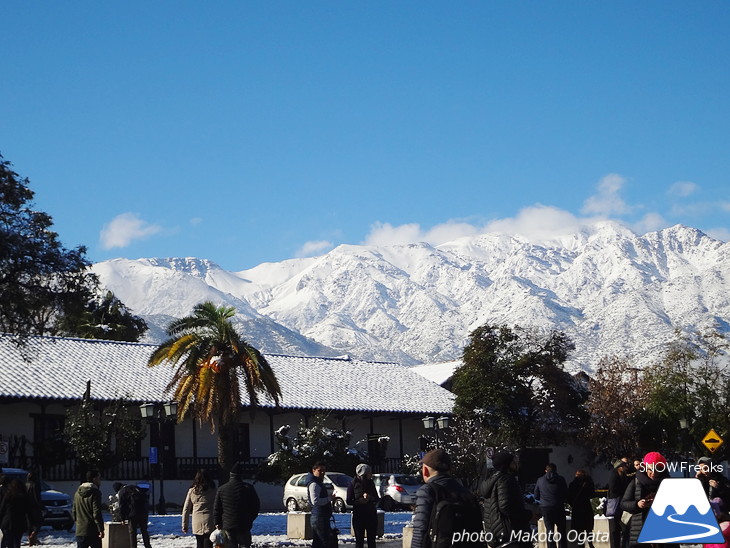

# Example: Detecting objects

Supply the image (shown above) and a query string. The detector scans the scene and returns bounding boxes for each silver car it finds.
[372,473,422,510]
[283,472,354,513]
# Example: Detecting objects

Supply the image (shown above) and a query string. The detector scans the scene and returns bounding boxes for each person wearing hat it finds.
[606,460,630,548]
[696,456,730,510]
[213,462,260,548]
[479,450,532,548]
[346,464,379,548]
[620,452,671,547]
[411,448,482,548]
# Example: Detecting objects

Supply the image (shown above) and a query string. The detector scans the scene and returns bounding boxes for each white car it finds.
[372,473,422,511]
[283,472,354,513]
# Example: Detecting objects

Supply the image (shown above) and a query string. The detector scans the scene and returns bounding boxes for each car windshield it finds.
[394,475,421,486]
[327,474,353,487]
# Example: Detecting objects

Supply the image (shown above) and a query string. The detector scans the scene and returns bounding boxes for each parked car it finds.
[0,467,74,530]
[283,472,354,513]
[372,473,422,511]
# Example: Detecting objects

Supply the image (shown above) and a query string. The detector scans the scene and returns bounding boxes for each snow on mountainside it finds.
[92,223,730,370]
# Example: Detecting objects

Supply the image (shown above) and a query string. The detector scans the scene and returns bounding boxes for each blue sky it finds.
[2,2,729,271]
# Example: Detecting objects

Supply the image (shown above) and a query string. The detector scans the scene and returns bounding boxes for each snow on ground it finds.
[35,512,412,548]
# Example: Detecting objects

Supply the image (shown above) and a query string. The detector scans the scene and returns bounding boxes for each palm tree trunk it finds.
[217,420,235,483]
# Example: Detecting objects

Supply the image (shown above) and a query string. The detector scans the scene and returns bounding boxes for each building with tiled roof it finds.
[0,334,454,486]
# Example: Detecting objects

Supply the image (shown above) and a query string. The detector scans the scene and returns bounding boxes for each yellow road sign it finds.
[702,429,724,454]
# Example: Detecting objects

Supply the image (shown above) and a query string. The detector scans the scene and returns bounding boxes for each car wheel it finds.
[381,496,395,511]
[333,498,346,513]
[286,498,299,512]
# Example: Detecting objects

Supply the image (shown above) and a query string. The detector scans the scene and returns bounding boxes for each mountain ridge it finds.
[92,222,730,370]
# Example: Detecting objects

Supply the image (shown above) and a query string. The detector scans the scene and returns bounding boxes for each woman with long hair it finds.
[182,469,217,548]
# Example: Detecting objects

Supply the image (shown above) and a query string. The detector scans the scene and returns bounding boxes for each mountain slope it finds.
[93,223,730,370]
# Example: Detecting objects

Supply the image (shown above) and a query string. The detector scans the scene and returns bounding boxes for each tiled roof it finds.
[0,334,454,415]
[410,360,461,386]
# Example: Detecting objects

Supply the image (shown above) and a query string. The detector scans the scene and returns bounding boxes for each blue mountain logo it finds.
[638,478,724,543]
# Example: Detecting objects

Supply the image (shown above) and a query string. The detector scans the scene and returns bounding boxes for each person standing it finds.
[620,452,672,548]
[568,469,596,548]
[213,462,260,548]
[183,469,217,548]
[306,462,334,548]
[480,450,533,548]
[72,470,105,548]
[346,464,379,548]
[118,482,152,548]
[411,448,483,548]
[534,463,568,548]
[607,460,630,548]
[0,479,39,548]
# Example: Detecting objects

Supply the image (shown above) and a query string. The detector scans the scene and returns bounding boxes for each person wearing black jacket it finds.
[118,483,152,548]
[567,469,595,548]
[620,452,673,548]
[346,464,380,548]
[534,463,568,548]
[479,450,532,548]
[213,463,260,548]
[0,479,39,548]
[606,461,630,548]
[411,448,482,548]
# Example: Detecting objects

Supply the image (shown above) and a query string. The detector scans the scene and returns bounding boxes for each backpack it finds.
[428,481,486,548]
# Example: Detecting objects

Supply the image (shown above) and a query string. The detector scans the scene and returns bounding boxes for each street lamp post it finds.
[422,416,450,448]
[140,401,178,515]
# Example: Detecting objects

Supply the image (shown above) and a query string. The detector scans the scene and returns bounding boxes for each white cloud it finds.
[668,181,700,197]
[189,217,203,226]
[484,205,590,240]
[632,213,668,235]
[706,228,730,242]
[363,221,480,247]
[100,213,162,249]
[295,240,334,258]
[581,173,631,216]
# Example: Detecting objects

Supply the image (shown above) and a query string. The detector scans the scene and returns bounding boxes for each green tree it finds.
[64,384,145,474]
[0,153,97,337]
[259,414,360,484]
[643,329,730,454]
[59,290,148,342]
[148,301,282,474]
[452,323,587,449]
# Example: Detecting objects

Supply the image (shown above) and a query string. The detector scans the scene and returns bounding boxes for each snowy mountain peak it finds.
[95,224,730,369]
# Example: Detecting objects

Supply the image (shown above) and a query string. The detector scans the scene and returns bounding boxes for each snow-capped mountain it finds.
[92,223,730,371]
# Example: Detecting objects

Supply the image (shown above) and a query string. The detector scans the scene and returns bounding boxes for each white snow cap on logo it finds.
[650,478,711,516]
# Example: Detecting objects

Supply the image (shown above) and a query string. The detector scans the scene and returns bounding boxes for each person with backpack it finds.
[118,482,152,548]
[213,462,260,548]
[479,450,532,548]
[346,463,380,548]
[411,448,484,548]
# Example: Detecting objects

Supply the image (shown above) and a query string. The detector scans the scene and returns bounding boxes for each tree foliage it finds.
[258,414,361,482]
[58,290,148,341]
[642,329,730,455]
[148,301,281,473]
[0,153,97,337]
[452,323,588,449]
[1,153,145,342]
[63,385,145,474]
[582,355,648,461]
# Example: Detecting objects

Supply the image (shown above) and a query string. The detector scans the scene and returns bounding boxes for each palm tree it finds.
[148,301,281,473]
